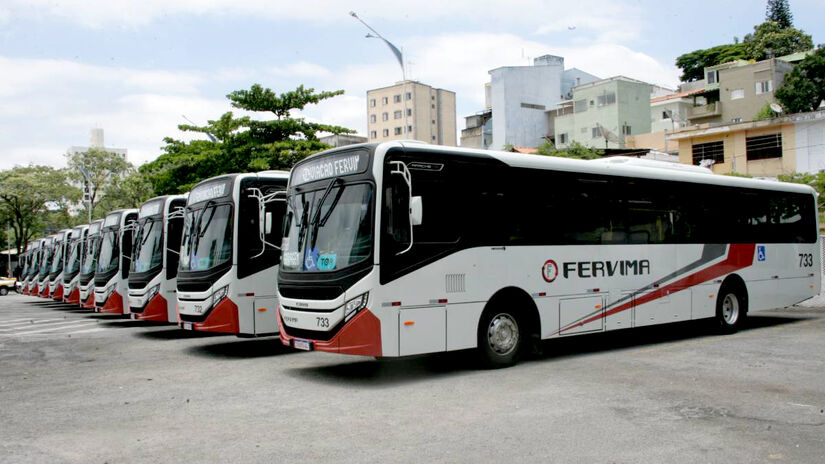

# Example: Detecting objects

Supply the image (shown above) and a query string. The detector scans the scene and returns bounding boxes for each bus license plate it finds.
[293,339,312,351]
[182,322,193,330]
[130,313,136,320]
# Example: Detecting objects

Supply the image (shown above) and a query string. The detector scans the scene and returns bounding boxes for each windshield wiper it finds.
[140,219,156,246]
[197,201,217,239]
[309,178,342,249]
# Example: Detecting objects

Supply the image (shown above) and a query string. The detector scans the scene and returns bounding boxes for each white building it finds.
[68,128,127,158]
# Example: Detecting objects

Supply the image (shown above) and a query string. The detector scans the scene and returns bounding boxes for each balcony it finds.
[688,102,722,120]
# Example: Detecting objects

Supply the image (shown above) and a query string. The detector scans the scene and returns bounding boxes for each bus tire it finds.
[0,287,7,296]
[715,281,747,333]
[477,305,524,368]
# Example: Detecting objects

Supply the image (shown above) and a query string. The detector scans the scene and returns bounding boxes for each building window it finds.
[432,135,436,141]
[382,129,389,137]
[394,94,401,103]
[622,125,631,135]
[559,133,568,144]
[382,112,388,121]
[431,104,435,109]
[691,140,724,165]
[662,111,670,120]
[731,88,745,100]
[755,80,773,94]
[731,118,743,123]
[394,127,402,135]
[407,93,412,100]
[370,130,377,139]
[394,110,402,119]
[707,70,718,84]
[407,109,412,116]
[382,97,388,105]
[370,99,376,107]
[370,114,376,123]
[592,127,601,138]
[574,99,587,113]
[597,92,616,107]
[580,127,588,134]
[430,95,434,101]
[407,125,412,133]
[520,102,546,110]
[746,133,782,160]
[432,119,435,124]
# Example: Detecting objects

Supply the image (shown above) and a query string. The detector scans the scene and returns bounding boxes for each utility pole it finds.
[79,166,93,225]
[349,11,409,138]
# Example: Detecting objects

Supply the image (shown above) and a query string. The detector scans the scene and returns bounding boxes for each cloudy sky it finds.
[1,0,823,169]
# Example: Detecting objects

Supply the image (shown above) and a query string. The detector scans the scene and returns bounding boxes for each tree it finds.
[753,102,778,121]
[96,170,154,213]
[775,47,825,113]
[766,0,794,29]
[141,84,354,195]
[0,166,80,254]
[537,141,603,159]
[743,21,813,61]
[65,147,132,219]
[675,43,748,82]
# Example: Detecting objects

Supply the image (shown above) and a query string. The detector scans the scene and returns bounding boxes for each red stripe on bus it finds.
[558,244,755,335]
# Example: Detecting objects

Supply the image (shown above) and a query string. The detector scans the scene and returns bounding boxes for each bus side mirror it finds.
[265,212,273,235]
[410,196,422,226]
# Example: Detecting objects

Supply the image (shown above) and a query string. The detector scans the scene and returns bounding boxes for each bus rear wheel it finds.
[477,307,524,368]
[715,283,747,333]
[0,287,8,296]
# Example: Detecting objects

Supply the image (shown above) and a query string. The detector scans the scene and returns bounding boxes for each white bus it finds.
[48,229,72,301]
[128,195,187,322]
[277,142,821,367]
[23,240,42,295]
[176,171,288,336]
[36,236,55,298]
[94,209,138,314]
[62,224,89,304]
[79,220,104,309]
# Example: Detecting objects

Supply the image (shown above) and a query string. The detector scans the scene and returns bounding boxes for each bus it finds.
[94,209,138,314]
[176,171,288,335]
[48,229,72,301]
[37,236,55,298]
[276,142,821,367]
[62,225,89,304]
[79,220,104,309]
[23,240,42,295]
[19,246,31,295]
[128,195,187,322]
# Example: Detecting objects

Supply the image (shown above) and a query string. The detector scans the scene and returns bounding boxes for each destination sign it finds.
[189,180,230,205]
[89,222,102,234]
[103,213,120,227]
[139,200,162,218]
[292,151,369,186]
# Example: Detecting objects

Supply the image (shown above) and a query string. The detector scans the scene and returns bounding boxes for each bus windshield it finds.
[81,236,100,275]
[40,246,53,276]
[97,229,120,274]
[179,203,232,272]
[281,182,373,273]
[65,240,81,275]
[132,217,164,273]
[50,241,64,274]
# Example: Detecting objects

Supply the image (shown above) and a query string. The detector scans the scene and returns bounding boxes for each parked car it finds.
[0,277,17,295]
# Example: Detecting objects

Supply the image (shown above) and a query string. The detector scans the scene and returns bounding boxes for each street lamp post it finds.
[349,11,409,138]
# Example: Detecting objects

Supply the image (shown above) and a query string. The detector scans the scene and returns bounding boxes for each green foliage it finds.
[0,165,81,253]
[96,170,154,213]
[743,21,813,61]
[778,172,825,212]
[66,147,134,220]
[753,102,778,121]
[775,47,825,113]
[675,43,748,82]
[766,0,794,29]
[537,141,603,159]
[142,84,354,195]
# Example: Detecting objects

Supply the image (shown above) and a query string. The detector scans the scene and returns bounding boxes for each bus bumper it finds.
[64,287,80,305]
[178,298,239,334]
[98,291,125,314]
[134,294,168,322]
[278,306,382,357]
[51,285,64,302]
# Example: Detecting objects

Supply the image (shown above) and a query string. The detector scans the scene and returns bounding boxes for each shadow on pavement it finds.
[187,338,298,359]
[86,314,129,321]
[287,314,810,386]
[98,320,171,328]
[134,327,229,340]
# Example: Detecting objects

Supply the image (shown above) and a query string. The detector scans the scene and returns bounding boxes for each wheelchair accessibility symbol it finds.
[757,245,766,262]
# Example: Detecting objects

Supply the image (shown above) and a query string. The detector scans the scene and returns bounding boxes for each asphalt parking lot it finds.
[1,293,824,464]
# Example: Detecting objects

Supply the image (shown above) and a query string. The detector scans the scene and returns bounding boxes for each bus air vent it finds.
[446,274,466,293]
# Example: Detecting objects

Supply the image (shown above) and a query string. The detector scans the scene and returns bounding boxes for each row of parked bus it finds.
[17,170,290,338]
[13,141,823,366]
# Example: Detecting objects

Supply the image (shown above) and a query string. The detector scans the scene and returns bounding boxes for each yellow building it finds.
[366,81,456,146]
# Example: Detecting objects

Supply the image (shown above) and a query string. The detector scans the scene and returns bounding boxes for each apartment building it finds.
[366,81,456,146]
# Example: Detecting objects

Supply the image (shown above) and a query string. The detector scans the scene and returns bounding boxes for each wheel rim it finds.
[487,313,519,356]
[722,293,739,325]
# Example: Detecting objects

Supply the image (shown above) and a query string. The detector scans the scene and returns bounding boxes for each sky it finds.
[1,0,823,170]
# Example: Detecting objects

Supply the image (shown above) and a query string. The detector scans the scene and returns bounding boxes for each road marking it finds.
[64,327,106,335]
[0,319,68,330]
[7,321,98,336]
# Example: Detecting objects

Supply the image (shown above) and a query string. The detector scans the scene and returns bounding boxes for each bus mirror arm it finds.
[389,161,416,256]
[248,188,286,259]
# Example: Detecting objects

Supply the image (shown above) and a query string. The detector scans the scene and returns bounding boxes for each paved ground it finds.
[1,292,824,463]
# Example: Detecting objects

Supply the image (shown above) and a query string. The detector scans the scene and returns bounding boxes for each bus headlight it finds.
[196,285,229,314]
[105,283,117,298]
[343,292,368,322]
[147,284,161,301]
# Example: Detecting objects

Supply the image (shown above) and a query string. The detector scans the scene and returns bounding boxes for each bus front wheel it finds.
[477,307,524,368]
[715,282,747,333]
